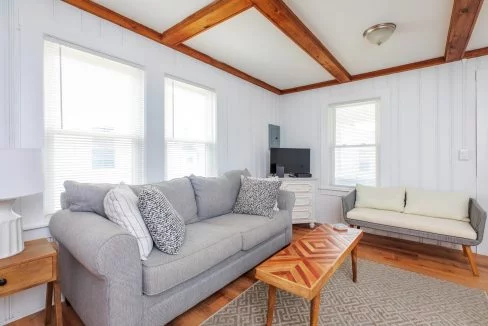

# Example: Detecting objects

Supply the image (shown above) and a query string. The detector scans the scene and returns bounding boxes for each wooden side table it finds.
[0,238,62,325]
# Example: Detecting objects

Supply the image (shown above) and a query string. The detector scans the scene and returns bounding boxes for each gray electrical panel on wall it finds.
[268,124,280,148]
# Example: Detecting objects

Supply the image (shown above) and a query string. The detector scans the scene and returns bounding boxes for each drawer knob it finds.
[0,278,6,286]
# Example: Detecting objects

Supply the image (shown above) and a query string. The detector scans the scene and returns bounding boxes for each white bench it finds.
[342,185,486,276]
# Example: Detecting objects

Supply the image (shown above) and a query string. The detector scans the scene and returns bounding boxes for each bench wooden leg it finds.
[462,245,479,276]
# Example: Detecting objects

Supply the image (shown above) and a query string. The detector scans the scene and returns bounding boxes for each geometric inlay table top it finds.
[256,224,363,300]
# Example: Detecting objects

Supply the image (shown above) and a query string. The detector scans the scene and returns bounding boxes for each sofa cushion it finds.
[233,176,282,217]
[347,207,476,240]
[202,210,289,250]
[189,169,251,220]
[133,177,198,224]
[404,188,470,221]
[355,184,405,212]
[104,184,153,260]
[138,186,186,255]
[63,181,115,217]
[142,223,241,295]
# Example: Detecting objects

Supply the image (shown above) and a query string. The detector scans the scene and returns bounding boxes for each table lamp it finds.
[0,148,43,259]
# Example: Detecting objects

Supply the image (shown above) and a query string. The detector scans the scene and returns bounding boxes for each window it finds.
[164,77,216,180]
[43,40,145,214]
[330,100,378,187]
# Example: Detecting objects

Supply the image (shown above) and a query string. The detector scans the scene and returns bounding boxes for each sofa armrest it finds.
[49,210,142,281]
[342,190,356,219]
[278,190,295,217]
[469,198,487,244]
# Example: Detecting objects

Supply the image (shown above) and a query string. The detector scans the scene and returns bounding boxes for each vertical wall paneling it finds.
[280,57,485,251]
[476,69,488,255]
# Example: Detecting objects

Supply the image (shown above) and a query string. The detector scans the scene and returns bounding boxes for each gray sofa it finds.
[49,175,295,326]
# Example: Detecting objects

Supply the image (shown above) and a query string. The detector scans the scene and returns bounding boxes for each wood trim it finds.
[445,0,485,62]
[281,80,339,95]
[161,0,253,45]
[174,44,282,94]
[282,57,446,94]
[464,46,488,59]
[62,0,162,43]
[352,57,446,81]
[250,0,351,83]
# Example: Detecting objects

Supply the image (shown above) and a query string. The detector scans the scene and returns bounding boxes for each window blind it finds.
[164,78,216,180]
[43,40,145,214]
[332,100,377,187]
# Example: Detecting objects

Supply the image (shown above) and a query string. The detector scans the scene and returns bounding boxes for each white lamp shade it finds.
[0,149,43,199]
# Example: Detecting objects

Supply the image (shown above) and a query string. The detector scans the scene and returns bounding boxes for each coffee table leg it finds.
[267,285,276,326]
[310,294,320,326]
[45,282,53,325]
[352,245,358,283]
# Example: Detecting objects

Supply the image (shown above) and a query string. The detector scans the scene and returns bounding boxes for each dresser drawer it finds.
[281,182,314,193]
[292,207,313,220]
[0,257,54,296]
[294,195,313,207]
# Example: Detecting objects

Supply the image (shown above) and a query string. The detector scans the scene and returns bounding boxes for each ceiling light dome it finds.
[363,23,396,46]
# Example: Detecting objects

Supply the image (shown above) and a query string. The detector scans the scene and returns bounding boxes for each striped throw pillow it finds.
[104,184,153,260]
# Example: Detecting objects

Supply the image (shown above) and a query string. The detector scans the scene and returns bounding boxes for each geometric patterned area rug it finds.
[202,259,488,325]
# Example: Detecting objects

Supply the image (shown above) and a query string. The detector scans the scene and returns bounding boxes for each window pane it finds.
[44,40,145,214]
[335,102,376,145]
[334,146,376,187]
[165,77,216,179]
[166,141,207,180]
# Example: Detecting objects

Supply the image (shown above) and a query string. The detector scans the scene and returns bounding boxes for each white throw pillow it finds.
[104,184,153,260]
[404,188,470,221]
[355,184,406,212]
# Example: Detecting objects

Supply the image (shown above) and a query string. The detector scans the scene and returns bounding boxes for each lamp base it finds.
[0,199,24,259]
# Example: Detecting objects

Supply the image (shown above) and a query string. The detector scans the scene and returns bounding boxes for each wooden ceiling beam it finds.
[445,0,484,62]
[161,0,253,45]
[250,0,351,83]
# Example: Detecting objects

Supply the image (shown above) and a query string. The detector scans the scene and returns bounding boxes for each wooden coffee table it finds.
[255,224,363,326]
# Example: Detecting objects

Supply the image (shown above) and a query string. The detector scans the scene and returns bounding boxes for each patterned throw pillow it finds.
[138,186,186,255]
[104,184,153,260]
[233,176,282,218]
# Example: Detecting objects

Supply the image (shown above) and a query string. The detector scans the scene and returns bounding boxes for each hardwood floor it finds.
[9,224,488,326]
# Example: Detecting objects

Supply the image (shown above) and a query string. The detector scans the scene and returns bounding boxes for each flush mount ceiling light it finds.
[363,23,396,46]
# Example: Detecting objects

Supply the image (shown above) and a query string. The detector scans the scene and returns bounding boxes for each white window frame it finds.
[328,98,380,188]
[164,75,217,180]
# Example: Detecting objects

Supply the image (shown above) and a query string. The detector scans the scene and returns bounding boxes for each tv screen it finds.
[270,148,310,174]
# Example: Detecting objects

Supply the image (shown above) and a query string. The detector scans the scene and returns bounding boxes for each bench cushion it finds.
[404,188,469,222]
[202,210,289,250]
[355,184,405,212]
[347,207,476,240]
[142,223,241,295]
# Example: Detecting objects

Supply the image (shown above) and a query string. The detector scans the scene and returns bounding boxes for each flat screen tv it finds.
[270,148,310,174]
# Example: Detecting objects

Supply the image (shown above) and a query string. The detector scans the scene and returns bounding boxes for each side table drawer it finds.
[0,256,53,296]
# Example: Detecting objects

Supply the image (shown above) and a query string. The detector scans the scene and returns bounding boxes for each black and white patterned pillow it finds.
[233,176,282,218]
[138,186,185,255]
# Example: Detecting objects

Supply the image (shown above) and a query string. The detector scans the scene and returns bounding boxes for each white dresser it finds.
[280,177,317,228]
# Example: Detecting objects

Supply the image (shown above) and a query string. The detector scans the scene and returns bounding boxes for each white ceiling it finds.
[93,0,215,32]
[284,0,453,75]
[467,3,488,51]
[91,0,486,90]
[185,8,334,89]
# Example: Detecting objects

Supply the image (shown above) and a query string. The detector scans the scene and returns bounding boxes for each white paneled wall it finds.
[280,56,488,254]
[0,0,279,323]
